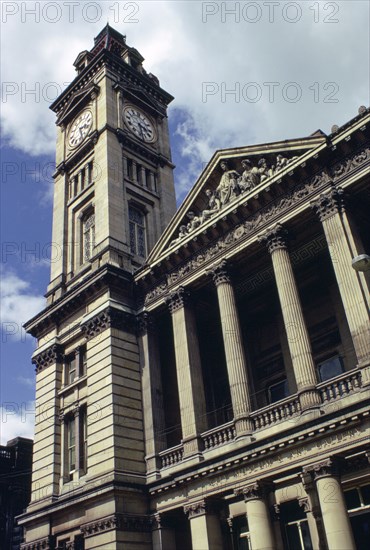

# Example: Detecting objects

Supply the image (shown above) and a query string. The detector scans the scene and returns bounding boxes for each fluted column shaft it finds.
[259,224,321,410]
[312,188,370,377]
[235,482,275,550]
[139,313,166,476]
[304,458,355,550]
[209,262,253,437]
[166,288,207,456]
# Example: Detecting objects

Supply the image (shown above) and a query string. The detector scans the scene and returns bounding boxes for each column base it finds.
[298,388,322,412]
[234,416,254,440]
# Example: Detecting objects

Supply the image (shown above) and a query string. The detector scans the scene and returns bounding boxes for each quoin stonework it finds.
[18,26,370,550]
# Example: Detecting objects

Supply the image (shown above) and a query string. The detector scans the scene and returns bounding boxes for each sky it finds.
[1,0,369,445]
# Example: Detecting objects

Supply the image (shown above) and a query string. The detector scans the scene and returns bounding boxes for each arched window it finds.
[129,206,146,257]
[82,211,95,262]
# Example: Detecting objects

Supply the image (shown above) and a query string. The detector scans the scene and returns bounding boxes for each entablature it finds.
[137,138,370,311]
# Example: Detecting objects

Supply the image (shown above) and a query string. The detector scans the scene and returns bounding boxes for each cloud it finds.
[0,402,35,445]
[1,1,369,198]
[0,269,45,339]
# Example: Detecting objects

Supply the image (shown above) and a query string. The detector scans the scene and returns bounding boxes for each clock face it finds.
[68,111,93,148]
[123,106,156,143]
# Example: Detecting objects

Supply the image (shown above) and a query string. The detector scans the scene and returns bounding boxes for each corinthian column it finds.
[166,287,207,457]
[235,482,275,550]
[259,224,321,411]
[303,458,355,550]
[207,261,253,437]
[311,187,370,381]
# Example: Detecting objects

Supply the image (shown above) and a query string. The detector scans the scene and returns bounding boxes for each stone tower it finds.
[20,26,176,549]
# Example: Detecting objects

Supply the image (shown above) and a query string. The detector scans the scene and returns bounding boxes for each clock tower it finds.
[20,26,176,549]
[47,24,176,303]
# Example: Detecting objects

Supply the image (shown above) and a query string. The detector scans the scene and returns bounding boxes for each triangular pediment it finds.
[55,83,99,125]
[116,81,166,116]
[145,133,327,265]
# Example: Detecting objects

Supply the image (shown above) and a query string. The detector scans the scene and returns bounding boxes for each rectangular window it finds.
[345,485,370,550]
[281,501,313,550]
[65,346,86,386]
[87,161,94,185]
[268,378,289,404]
[129,206,146,257]
[83,211,95,262]
[80,167,85,191]
[232,515,250,550]
[317,355,343,382]
[67,416,76,475]
[79,407,87,474]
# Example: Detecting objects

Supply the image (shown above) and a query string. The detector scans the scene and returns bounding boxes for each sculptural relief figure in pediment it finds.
[216,161,241,206]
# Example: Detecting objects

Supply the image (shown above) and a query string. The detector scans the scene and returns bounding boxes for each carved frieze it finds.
[81,306,136,339]
[20,536,54,550]
[80,513,151,537]
[32,344,63,374]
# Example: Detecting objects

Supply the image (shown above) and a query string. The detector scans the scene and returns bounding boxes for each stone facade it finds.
[19,26,370,550]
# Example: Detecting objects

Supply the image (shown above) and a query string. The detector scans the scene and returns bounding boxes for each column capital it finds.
[258,223,288,254]
[150,512,174,531]
[270,503,280,521]
[184,499,206,519]
[298,497,311,513]
[303,456,344,480]
[165,286,190,314]
[183,498,220,519]
[206,260,231,286]
[234,481,274,501]
[137,312,156,335]
[311,186,344,222]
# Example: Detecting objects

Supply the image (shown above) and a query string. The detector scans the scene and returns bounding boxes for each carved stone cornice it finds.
[81,306,136,339]
[258,223,289,254]
[21,536,55,550]
[165,287,190,314]
[206,260,231,286]
[234,481,274,501]
[32,344,63,374]
[80,514,151,537]
[311,186,345,222]
[303,457,344,480]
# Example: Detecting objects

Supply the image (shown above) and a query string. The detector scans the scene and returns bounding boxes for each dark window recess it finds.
[317,355,344,382]
[268,379,289,403]
[129,206,146,257]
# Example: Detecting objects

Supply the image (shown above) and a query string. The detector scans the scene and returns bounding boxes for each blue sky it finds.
[1,0,369,444]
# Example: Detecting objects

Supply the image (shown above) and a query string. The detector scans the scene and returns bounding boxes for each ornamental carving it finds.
[234,481,274,501]
[144,144,370,305]
[80,515,118,536]
[32,344,63,374]
[172,153,299,245]
[80,513,151,536]
[258,223,288,254]
[310,186,344,222]
[165,287,190,314]
[184,500,206,518]
[303,457,344,480]
[21,536,55,550]
[206,260,231,286]
[81,307,136,339]
[137,312,154,335]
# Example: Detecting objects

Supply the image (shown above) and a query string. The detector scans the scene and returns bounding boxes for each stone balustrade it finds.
[159,444,184,468]
[202,421,236,450]
[319,370,362,402]
[251,395,301,430]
